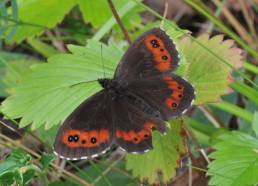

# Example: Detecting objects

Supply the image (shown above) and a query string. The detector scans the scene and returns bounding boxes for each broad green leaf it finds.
[207,132,258,186]
[1,40,123,129]
[3,59,40,94]
[78,0,141,29]
[179,35,244,104]
[78,0,112,27]
[0,51,30,96]
[126,120,185,183]
[7,0,77,43]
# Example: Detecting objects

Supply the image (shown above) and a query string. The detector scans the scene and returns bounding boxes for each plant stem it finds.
[107,0,132,44]
[212,0,254,47]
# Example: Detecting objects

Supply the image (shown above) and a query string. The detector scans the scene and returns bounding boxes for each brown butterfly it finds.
[54,28,195,160]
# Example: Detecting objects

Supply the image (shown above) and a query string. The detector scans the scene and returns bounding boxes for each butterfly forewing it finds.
[115,28,179,82]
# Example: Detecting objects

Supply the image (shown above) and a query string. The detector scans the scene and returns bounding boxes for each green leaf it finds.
[243,62,258,74]
[252,111,258,137]
[7,0,77,43]
[210,101,253,123]
[0,161,17,175]
[0,59,7,97]
[0,51,29,97]
[40,153,55,170]
[207,132,258,186]
[183,116,217,136]
[1,40,123,129]
[78,0,141,29]
[126,120,185,183]
[231,81,258,105]
[3,59,40,94]
[27,38,59,58]
[179,34,244,104]
[78,0,115,28]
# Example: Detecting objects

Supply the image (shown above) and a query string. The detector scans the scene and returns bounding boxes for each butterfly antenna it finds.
[160,0,168,29]
[101,43,106,78]
[70,79,98,87]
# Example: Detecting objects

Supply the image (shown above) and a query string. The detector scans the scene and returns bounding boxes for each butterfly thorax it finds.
[98,78,126,99]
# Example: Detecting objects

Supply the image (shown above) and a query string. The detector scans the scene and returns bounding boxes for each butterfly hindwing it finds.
[54,91,114,160]
[111,97,167,153]
[115,28,179,82]
[126,74,195,120]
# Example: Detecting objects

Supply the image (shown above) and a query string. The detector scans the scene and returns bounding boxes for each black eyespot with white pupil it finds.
[91,137,97,144]
[152,43,160,48]
[74,135,79,142]
[68,136,74,142]
[150,39,157,44]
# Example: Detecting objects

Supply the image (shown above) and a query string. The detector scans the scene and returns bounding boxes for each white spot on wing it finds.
[144,149,150,153]
[119,147,126,152]
[191,99,195,106]
[182,109,188,114]
[80,156,88,160]
[53,151,58,156]
[131,151,139,154]
[91,154,99,158]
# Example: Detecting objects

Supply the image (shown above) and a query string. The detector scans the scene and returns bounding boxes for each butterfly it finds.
[53,28,195,160]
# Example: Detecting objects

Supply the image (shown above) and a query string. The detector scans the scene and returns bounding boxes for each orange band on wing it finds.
[144,34,172,72]
[115,122,155,144]
[163,76,184,109]
[62,129,110,148]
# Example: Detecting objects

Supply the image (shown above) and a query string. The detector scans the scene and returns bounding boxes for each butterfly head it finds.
[98,78,112,89]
